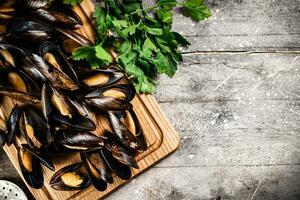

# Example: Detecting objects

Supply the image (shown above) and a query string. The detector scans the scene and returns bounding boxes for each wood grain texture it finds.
[173,0,300,52]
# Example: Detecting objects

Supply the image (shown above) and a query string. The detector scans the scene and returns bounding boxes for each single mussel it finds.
[18,145,44,189]
[54,130,103,152]
[105,132,139,169]
[81,151,113,191]
[41,83,95,131]
[84,84,135,111]
[33,4,83,29]
[40,41,80,87]
[107,109,147,152]
[22,144,55,171]
[50,163,91,191]
[0,67,41,103]
[5,19,54,48]
[100,146,132,180]
[81,69,124,88]
[6,105,22,145]
[19,106,51,146]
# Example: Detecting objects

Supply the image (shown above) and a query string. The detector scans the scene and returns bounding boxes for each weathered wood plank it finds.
[173,0,300,52]
[153,53,300,168]
[104,166,300,200]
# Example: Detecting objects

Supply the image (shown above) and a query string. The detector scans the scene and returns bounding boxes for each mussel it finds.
[25,0,48,9]
[22,144,55,171]
[50,163,91,191]
[81,151,113,191]
[18,146,44,189]
[6,105,22,145]
[105,132,139,169]
[100,146,132,180]
[81,69,124,88]
[107,109,147,152]
[84,84,135,111]
[30,54,79,91]
[0,67,41,103]
[41,83,96,131]
[33,4,83,29]
[19,107,51,146]
[40,41,79,87]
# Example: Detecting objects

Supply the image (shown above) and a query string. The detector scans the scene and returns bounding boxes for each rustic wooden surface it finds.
[1,0,300,199]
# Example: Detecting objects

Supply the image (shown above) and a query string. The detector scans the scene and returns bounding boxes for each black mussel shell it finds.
[105,132,139,169]
[41,83,95,131]
[34,6,83,29]
[30,54,79,91]
[55,130,104,152]
[81,69,124,88]
[100,146,132,180]
[5,19,54,48]
[19,107,51,145]
[81,151,113,191]
[18,146,44,189]
[25,0,48,9]
[50,163,91,191]
[6,105,22,145]
[56,27,92,46]
[0,132,5,146]
[107,111,141,152]
[0,43,25,68]
[22,144,55,171]
[117,109,147,151]
[40,40,80,86]
[84,84,135,111]
[0,68,41,103]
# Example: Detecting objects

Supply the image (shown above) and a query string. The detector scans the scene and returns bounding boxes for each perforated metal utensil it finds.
[0,180,27,200]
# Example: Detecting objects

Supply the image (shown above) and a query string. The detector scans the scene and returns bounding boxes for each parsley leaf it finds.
[62,0,82,6]
[182,0,212,21]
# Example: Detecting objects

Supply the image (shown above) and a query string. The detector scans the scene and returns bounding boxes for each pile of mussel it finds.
[0,0,147,191]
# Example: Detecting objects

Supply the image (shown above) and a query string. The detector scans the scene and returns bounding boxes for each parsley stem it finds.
[130,2,183,15]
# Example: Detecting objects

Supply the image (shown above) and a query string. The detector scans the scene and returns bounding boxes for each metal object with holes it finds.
[0,180,27,200]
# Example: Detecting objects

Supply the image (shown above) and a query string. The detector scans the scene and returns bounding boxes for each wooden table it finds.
[1,0,299,199]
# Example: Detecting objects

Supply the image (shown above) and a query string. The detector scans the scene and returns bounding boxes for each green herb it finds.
[62,0,83,5]
[72,0,211,93]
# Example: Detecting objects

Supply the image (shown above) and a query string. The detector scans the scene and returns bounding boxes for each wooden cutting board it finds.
[1,1,180,199]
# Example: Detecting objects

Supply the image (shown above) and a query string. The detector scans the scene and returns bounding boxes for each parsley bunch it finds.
[72,0,211,93]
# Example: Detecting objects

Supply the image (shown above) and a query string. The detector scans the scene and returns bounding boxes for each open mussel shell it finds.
[50,163,91,191]
[0,43,23,68]
[100,146,132,180]
[107,111,142,152]
[105,132,139,169]
[118,109,147,151]
[55,130,104,152]
[0,68,41,103]
[81,69,124,88]
[22,144,55,171]
[31,54,79,91]
[19,107,51,145]
[84,84,135,111]
[18,146,44,189]
[40,40,80,87]
[81,151,113,191]
[34,4,83,29]
[41,83,96,131]
[6,105,22,145]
